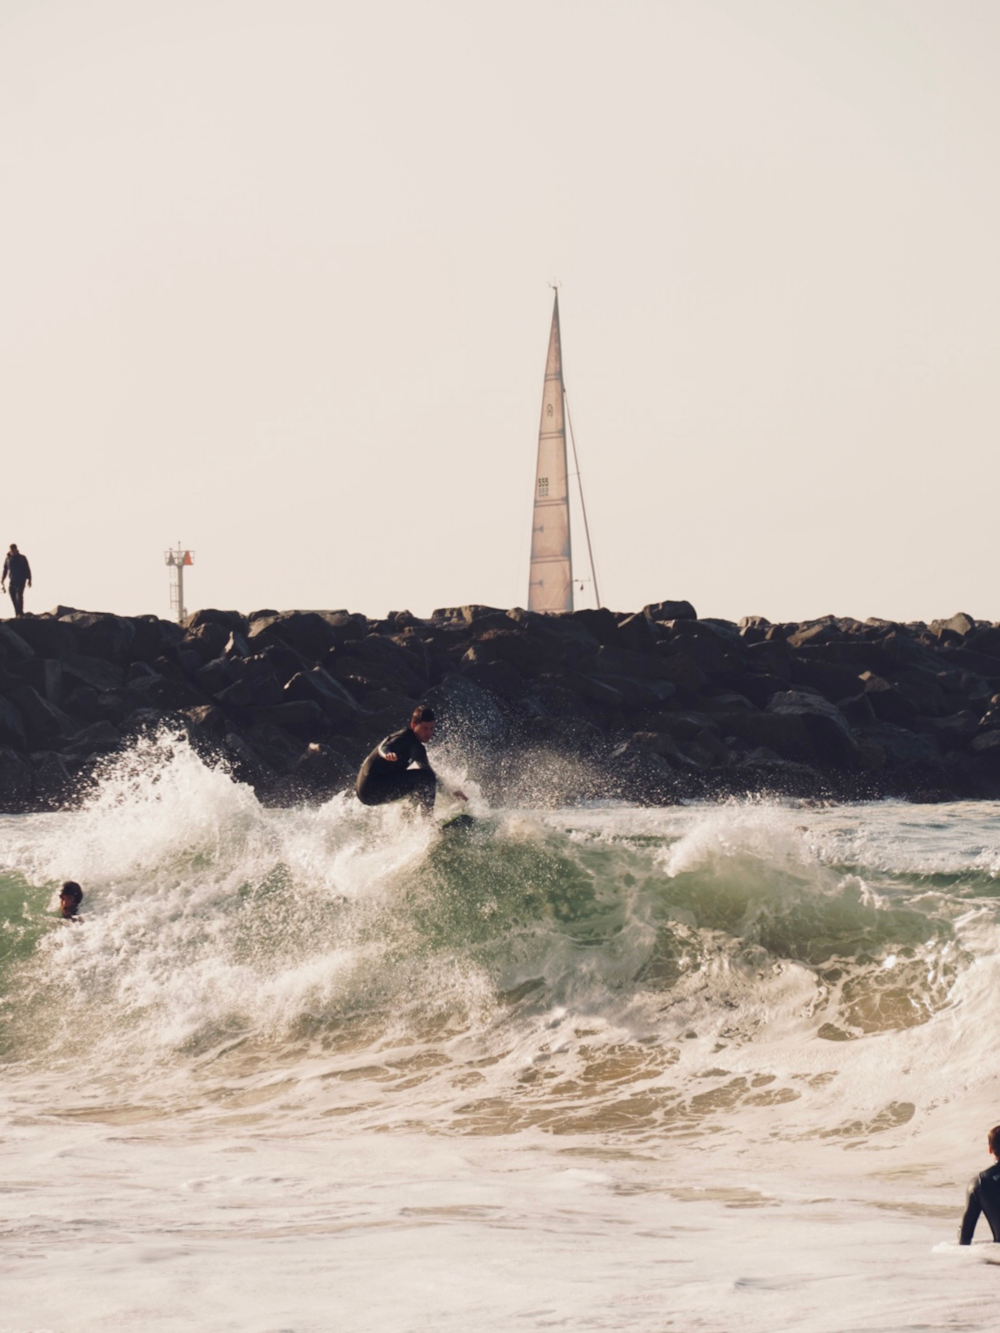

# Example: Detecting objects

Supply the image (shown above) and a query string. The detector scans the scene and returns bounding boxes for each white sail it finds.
[528,292,573,613]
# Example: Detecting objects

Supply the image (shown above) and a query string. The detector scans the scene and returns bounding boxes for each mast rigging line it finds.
[563,385,602,609]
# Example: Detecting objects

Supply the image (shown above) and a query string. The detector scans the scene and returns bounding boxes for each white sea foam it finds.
[3,735,1000,1329]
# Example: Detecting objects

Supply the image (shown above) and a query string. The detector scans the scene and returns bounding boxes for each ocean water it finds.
[2,732,1000,1332]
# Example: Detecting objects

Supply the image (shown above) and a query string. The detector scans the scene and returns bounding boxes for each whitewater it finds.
[2,732,1000,1332]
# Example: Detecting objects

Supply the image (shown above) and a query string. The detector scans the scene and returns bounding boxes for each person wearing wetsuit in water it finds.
[958,1124,1000,1243]
[356,705,466,813]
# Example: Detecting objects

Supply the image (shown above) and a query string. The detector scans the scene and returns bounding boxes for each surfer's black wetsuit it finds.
[959,1161,1000,1243]
[356,726,436,812]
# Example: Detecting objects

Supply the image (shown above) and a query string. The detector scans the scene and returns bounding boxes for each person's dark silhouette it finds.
[1,544,32,617]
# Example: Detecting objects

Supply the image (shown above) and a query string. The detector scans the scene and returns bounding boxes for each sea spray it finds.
[0,732,998,1145]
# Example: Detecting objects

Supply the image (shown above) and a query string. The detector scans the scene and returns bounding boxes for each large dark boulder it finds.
[183,704,228,742]
[223,730,274,787]
[58,612,135,659]
[60,685,102,725]
[214,655,283,709]
[0,744,32,809]
[253,641,308,688]
[658,622,737,677]
[284,668,360,728]
[126,673,206,713]
[182,622,231,664]
[9,686,76,748]
[248,611,339,662]
[459,628,565,678]
[939,645,1000,679]
[563,673,625,709]
[643,600,697,622]
[890,668,948,717]
[15,657,64,703]
[196,657,234,696]
[786,620,844,649]
[603,676,676,711]
[0,695,26,748]
[317,611,369,642]
[930,612,976,639]
[789,655,862,704]
[651,650,709,693]
[838,693,877,726]
[329,635,428,698]
[459,656,527,701]
[766,691,858,766]
[61,653,125,694]
[5,616,78,657]
[723,671,786,710]
[745,638,792,677]
[64,721,123,757]
[567,607,619,644]
[616,613,655,653]
[860,672,916,725]
[250,700,328,740]
[591,644,679,683]
[913,711,980,751]
[124,615,185,664]
[244,723,310,771]
[460,605,512,632]
[968,626,1000,659]
[723,694,844,766]
[184,609,250,637]
[0,625,33,664]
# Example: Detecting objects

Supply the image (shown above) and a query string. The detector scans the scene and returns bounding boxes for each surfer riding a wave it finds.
[355,706,467,815]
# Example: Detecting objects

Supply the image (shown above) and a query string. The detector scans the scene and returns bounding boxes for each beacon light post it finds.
[164,543,194,624]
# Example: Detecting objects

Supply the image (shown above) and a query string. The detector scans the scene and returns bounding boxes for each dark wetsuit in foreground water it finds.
[356,727,436,812]
[959,1161,1000,1243]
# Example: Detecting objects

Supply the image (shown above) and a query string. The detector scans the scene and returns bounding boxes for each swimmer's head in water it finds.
[410,705,436,743]
[59,881,83,918]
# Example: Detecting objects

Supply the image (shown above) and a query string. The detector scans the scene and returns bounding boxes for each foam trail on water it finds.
[1,733,999,1149]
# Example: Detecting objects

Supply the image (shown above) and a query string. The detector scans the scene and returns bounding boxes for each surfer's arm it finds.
[959,1181,981,1244]
[376,737,401,762]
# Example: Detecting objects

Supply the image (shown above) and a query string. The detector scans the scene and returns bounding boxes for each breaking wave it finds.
[2,732,999,1140]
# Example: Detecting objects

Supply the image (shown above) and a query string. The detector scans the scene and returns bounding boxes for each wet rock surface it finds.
[4,603,1000,811]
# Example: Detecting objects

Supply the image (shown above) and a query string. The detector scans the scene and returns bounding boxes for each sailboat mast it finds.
[528,290,573,613]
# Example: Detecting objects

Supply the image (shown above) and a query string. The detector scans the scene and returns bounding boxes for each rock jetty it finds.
[2,602,1000,811]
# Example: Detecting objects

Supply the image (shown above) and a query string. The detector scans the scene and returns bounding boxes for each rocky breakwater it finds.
[2,602,1000,812]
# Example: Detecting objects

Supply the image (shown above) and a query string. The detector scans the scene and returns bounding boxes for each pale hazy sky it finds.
[1,0,997,625]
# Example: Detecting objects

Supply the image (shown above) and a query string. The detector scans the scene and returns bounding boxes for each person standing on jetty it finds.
[356,706,466,813]
[1,544,32,617]
[958,1124,1000,1243]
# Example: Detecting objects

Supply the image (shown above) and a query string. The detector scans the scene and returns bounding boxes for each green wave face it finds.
[0,738,994,1139]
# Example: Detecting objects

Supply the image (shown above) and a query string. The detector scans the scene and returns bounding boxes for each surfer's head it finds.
[59,881,83,919]
[410,705,436,743]
[988,1126,1000,1158]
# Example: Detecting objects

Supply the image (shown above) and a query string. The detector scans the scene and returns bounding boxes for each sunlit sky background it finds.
[1,0,997,624]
